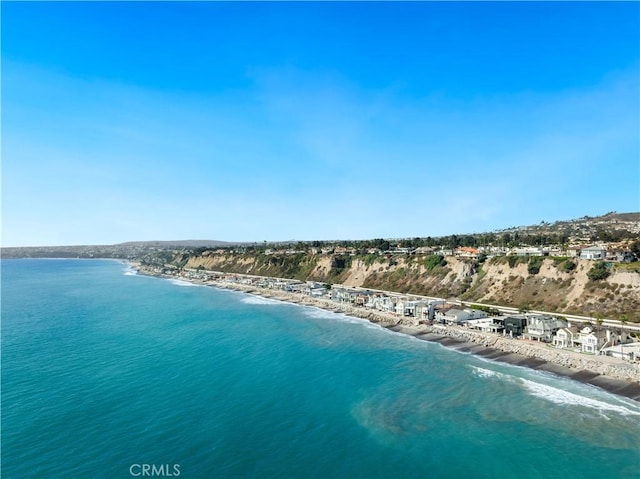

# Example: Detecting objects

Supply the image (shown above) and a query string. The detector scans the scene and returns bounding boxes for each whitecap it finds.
[240,295,283,305]
[471,366,501,378]
[521,378,640,417]
[169,279,200,287]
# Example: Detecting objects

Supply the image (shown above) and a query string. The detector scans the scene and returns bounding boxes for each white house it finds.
[553,327,576,349]
[575,326,608,354]
[444,308,487,325]
[515,247,547,257]
[601,342,640,362]
[579,246,607,260]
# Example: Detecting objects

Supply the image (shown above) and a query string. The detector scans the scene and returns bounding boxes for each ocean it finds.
[2,259,639,478]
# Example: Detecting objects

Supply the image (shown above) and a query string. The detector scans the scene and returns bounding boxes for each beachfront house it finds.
[523,315,569,342]
[443,308,469,325]
[353,291,373,307]
[467,317,504,334]
[579,246,607,260]
[285,281,306,292]
[503,315,527,337]
[332,288,357,303]
[575,326,607,354]
[553,327,576,349]
[304,283,327,297]
[601,342,640,362]
[443,308,487,325]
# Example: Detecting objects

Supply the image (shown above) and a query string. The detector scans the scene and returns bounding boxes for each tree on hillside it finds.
[587,262,610,281]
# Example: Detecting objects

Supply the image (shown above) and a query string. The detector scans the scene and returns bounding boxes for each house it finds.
[575,326,608,354]
[467,317,504,333]
[391,247,414,255]
[611,251,635,263]
[523,315,568,342]
[503,315,527,337]
[353,291,374,306]
[304,282,327,297]
[553,327,576,349]
[514,247,547,257]
[579,246,607,260]
[456,247,480,259]
[443,308,470,324]
[601,342,640,362]
[443,308,487,325]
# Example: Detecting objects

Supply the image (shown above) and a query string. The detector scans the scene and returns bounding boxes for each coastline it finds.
[133,264,640,402]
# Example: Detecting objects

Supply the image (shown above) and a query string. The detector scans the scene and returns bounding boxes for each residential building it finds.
[575,326,607,354]
[503,315,527,337]
[523,315,568,342]
[553,327,576,349]
[579,246,607,260]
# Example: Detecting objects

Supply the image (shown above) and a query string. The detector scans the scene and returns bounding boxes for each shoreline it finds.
[133,265,640,402]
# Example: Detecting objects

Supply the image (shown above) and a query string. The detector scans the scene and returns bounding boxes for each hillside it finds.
[167,252,640,322]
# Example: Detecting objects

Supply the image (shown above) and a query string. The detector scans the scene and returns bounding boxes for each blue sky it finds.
[2,2,639,246]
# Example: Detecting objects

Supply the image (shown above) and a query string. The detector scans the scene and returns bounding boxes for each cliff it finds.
[173,253,640,321]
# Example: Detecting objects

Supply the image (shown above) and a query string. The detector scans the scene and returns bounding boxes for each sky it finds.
[2,1,639,246]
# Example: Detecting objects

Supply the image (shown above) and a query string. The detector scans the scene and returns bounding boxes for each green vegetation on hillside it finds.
[587,262,610,281]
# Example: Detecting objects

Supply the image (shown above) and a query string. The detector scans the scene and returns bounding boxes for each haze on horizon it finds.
[2,2,639,247]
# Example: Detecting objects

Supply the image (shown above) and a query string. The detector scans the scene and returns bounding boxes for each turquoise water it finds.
[2,259,639,478]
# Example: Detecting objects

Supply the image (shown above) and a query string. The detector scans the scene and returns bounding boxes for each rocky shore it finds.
[136,267,640,401]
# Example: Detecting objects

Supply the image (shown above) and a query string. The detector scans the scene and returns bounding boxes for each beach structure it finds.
[523,315,568,342]
[553,327,577,349]
[575,326,608,354]
[304,283,328,297]
[364,294,396,313]
[467,317,504,333]
[503,315,527,337]
[601,342,640,362]
[443,308,488,325]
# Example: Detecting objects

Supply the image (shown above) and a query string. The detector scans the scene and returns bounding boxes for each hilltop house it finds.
[579,246,607,260]
[514,247,548,257]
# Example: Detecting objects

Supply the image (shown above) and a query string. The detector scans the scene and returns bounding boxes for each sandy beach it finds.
[135,266,640,401]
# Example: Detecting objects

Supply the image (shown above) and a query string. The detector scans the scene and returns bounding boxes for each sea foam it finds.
[521,379,640,417]
[240,295,283,305]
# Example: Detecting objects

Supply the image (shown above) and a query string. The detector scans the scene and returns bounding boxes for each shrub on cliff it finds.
[423,255,446,271]
[527,256,544,275]
[587,262,610,281]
